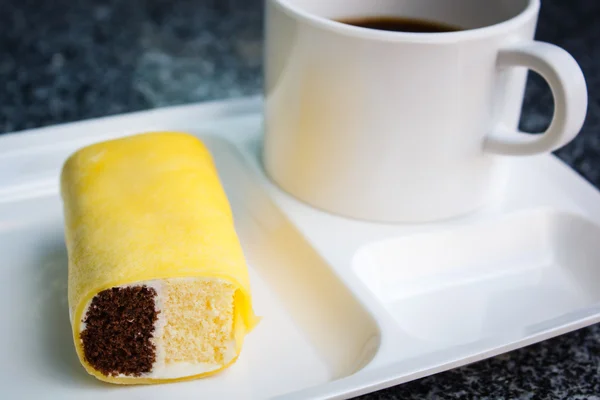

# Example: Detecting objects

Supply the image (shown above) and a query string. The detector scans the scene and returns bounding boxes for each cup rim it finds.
[271,0,540,43]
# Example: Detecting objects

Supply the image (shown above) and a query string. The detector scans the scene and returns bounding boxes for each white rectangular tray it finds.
[1,97,599,399]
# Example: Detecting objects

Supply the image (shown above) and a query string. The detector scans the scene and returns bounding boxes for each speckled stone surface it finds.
[1,0,599,398]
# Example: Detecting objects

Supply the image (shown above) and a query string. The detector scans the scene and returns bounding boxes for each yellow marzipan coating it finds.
[60,131,258,384]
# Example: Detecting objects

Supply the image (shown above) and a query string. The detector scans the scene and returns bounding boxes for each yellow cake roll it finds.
[60,132,258,384]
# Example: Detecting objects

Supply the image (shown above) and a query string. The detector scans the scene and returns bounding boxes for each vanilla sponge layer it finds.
[79,277,238,381]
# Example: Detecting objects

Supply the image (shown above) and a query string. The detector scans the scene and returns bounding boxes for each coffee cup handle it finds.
[484,41,587,155]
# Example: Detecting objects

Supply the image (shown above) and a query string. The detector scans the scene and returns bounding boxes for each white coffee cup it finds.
[263,0,587,223]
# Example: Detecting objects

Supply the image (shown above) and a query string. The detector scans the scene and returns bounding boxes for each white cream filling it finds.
[78,302,90,332]
[142,280,167,376]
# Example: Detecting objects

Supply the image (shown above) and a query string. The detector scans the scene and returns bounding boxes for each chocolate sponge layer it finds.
[80,286,159,377]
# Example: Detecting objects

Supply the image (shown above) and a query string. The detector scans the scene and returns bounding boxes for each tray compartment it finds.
[353,210,600,356]
[0,138,380,399]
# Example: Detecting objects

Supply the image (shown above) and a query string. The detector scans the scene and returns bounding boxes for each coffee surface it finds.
[337,16,462,33]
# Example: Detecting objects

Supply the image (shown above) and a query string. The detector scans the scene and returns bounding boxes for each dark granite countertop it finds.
[1,0,599,398]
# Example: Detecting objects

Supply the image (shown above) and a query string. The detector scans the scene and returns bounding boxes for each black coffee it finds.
[337,16,462,33]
